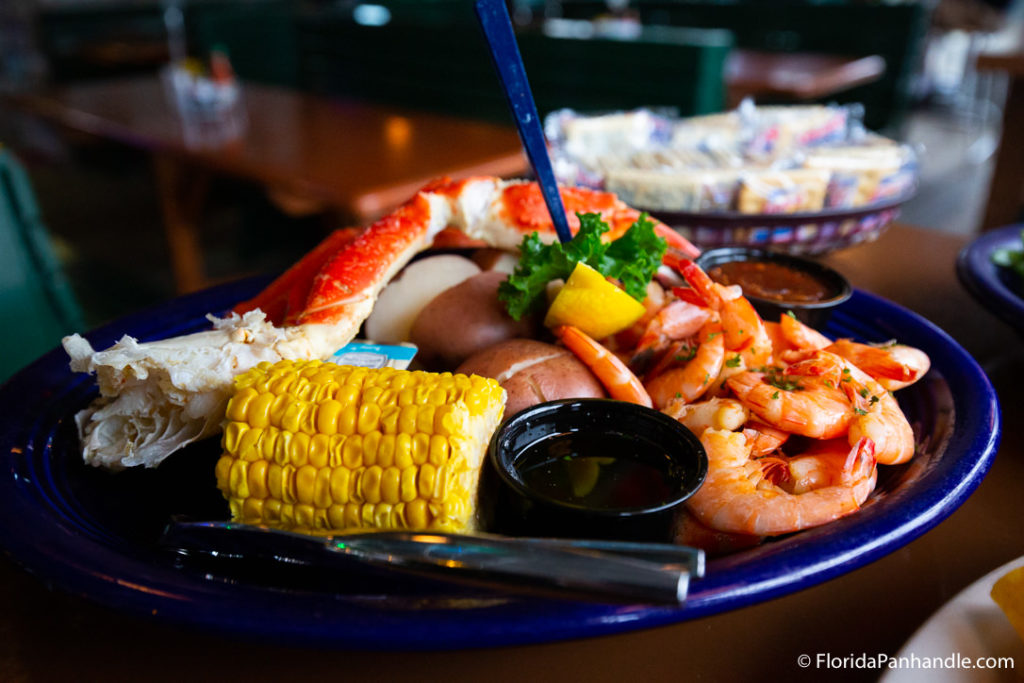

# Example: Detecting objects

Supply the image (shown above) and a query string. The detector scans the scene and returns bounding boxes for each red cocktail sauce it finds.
[707,260,832,303]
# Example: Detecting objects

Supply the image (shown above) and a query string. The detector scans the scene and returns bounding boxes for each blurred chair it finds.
[295,9,733,121]
[0,148,84,383]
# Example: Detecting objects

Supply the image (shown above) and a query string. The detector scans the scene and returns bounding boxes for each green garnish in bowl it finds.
[991,229,1024,278]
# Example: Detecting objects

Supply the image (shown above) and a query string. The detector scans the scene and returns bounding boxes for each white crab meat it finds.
[63,311,348,470]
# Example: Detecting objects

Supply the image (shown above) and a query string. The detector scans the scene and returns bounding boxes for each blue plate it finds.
[0,278,1000,650]
[956,223,1024,334]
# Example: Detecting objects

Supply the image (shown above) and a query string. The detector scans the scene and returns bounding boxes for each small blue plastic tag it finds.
[329,341,418,370]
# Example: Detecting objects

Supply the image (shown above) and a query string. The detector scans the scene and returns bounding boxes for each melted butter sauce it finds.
[514,431,680,510]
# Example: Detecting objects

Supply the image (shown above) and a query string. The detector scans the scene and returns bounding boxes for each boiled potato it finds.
[410,270,537,369]
[364,255,480,344]
[456,339,606,417]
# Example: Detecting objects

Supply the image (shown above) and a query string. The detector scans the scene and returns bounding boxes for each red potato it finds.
[410,270,538,369]
[456,339,607,417]
[364,254,481,344]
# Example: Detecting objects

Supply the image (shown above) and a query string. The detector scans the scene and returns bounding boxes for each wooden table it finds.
[1,223,1020,682]
[725,50,886,108]
[977,50,1024,231]
[1,76,528,292]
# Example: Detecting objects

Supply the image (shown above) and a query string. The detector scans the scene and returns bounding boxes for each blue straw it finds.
[474,0,573,244]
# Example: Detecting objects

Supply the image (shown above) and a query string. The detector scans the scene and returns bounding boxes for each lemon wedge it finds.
[992,565,1024,642]
[543,261,646,339]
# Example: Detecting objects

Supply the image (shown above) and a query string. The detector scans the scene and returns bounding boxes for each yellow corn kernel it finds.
[348,468,364,503]
[343,502,361,528]
[336,382,359,408]
[360,503,375,527]
[377,434,396,468]
[313,466,332,508]
[295,504,316,530]
[271,430,290,466]
[242,497,264,523]
[381,466,401,504]
[362,431,381,466]
[247,459,269,499]
[411,433,429,465]
[397,405,417,434]
[394,433,413,469]
[429,435,449,466]
[280,464,297,504]
[362,465,383,504]
[357,402,381,434]
[225,386,258,422]
[329,466,350,505]
[406,499,429,528]
[295,465,317,505]
[380,405,400,434]
[316,399,343,435]
[229,459,249,499]
[327,504,345,528]
[264,498,282,523]
[400,466,418,502]
[309,433,330,469]
[289,432,311,468]
[222,420,246,455]
[280,399,305,433]
[419,463,436,499]
[373,503,394,528]
[279,503,296,528]
[247,392,274,428]
[214,454,232,492]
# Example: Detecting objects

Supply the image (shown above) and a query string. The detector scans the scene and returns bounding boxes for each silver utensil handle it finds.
[337,533,689,604]
[163,522,699,604]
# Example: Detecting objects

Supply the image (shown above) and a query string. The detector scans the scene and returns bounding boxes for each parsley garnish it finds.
[762,366,803,392]
[674,346,698,362]
[498,212,666,320]
[725,354,742,368]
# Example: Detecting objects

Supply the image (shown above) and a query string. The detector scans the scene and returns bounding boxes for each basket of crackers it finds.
[546,101,917,255]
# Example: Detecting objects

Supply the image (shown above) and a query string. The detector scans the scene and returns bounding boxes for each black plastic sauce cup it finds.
[695,247,852,328]
[484,399,708,542]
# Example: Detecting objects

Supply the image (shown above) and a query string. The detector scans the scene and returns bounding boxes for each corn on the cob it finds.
[215,359,506,534]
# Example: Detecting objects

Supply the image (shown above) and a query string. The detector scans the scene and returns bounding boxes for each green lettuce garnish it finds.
[992,229,1024,278]
[498,212,667,320]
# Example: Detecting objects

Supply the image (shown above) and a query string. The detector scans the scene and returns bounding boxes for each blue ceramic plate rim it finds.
[956,223,1024,333]
[0,277,1000,651]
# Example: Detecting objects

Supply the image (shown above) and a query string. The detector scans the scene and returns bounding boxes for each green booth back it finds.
[0,149,84,383]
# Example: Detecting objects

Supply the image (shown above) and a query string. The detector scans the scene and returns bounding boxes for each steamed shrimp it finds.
[838,355,917,465]
[825,338,931,391]
[725,356,855,439]
[663,397,749,435]
[552,325,653,407]
[676,260,774,368]
[644,322,726,408]
[633,299,713,360]
[687,429,877,536]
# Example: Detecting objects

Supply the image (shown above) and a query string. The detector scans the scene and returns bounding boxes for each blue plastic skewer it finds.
[474,0,573,244]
